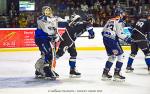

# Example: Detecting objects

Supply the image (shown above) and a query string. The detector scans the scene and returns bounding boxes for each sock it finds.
[115,61,123,71]
[127,57,134,67]
[69,57,76,69]
[105,61,113,70]
[145,58,150,67]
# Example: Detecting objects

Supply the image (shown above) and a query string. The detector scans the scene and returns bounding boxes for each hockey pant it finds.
[35,38,53,66]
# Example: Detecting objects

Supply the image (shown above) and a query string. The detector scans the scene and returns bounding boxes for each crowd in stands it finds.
[0,0,150,28]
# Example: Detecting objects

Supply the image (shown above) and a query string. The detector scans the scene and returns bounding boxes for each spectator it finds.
[81,2,88,12]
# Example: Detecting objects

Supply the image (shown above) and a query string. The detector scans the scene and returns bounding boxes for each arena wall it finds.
[0,28,130,52]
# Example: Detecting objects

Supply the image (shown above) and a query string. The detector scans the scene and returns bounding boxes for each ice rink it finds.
[0,50,150,94]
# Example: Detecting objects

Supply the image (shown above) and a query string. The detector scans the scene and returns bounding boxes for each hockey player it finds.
[56,14,95,78]
[101,8,132,81]
[126,14,150,73]
[34,6,67,79]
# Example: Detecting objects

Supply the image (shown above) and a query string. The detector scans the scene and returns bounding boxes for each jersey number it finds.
[136,21,144,27]
[106,24,114,31]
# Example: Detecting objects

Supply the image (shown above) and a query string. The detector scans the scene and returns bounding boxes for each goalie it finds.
[34,6,67,80]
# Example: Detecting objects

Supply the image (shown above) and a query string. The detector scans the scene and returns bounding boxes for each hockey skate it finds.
[101,68,112,81]
[126,67,134,73]
[43,66,56,80]
[69,68,81,78]
[35,70,45,79]
[113,69,125,82]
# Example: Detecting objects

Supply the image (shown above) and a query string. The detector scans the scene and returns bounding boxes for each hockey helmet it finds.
[70,14,81,22]
[42,6,53,17]
[114,7,125,16]
[85,14,95,23]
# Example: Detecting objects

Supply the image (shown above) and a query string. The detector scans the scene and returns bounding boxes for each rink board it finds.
[0,46,130,52]
[0,27,130,52]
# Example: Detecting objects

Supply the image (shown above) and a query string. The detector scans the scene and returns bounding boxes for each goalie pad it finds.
[35,58,45,75]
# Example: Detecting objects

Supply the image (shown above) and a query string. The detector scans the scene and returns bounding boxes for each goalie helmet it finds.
[42,6,53,17]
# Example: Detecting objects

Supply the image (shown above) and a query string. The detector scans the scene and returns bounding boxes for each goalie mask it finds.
[42,6,53,17]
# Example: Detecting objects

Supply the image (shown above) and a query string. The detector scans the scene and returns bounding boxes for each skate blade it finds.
[44,77,56,80]
[126,70,133,73]
[101,77,112,81]
[35,75,45,79]
[69,75,81,78]
[113,78,125,82]
[55,76,59,78]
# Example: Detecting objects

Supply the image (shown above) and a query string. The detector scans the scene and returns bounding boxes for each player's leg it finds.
[68,43,81,78]
[56,41,68,59]
[113,42,125,81]
[102,55,115,80]
[35,54,59,78]
[139,41,150,73]
[35,55,45,78]
[126,43,138,72]
[114,54,125,81]
[56,36,73,59]
[101,37,116,80]
[35,39,57,80]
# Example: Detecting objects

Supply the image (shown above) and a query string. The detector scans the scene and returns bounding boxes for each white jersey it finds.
[37,15,66,35]
[102,17,127,40]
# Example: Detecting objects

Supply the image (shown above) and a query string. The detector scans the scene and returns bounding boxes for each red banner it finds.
[0,28,65,48]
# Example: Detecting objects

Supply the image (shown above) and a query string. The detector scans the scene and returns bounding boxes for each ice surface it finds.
[0,50,150,94]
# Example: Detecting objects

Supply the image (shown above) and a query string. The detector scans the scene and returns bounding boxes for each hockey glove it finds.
[88,29,95,39]
[124,37,133,44]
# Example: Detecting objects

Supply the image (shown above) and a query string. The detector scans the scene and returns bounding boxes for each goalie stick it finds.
[50,42,57,70]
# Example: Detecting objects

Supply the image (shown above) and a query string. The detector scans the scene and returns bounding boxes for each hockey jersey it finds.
[35,15,66,39]
[132,18,150,40]
[102,17,128,41]
[63,21,93,41]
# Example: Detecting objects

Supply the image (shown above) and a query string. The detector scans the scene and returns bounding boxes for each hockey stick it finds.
[50,42,57,70]
[78,36,89,37]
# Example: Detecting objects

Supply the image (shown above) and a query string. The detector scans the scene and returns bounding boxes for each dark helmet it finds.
[70,14,81,22]
[114,7,125,16]
[86,14,94,21]
[82,14,95,23]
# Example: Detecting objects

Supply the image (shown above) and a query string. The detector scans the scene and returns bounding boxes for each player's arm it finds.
[115,21,132,43]
[86,24,95,39]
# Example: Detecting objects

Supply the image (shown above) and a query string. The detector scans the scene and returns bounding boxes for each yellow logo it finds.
[0,32,16,42]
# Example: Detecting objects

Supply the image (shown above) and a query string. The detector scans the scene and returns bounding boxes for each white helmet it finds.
[42,6,53,16]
